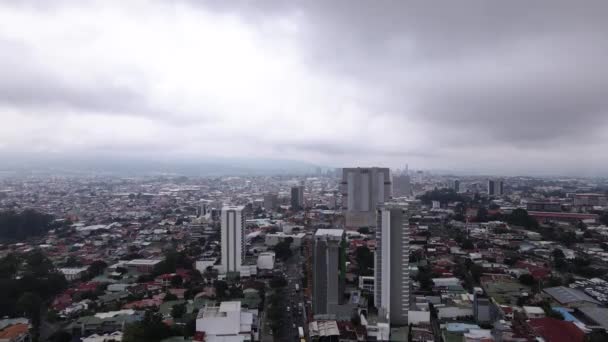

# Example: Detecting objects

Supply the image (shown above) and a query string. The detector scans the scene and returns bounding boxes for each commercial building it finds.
[313,229,346,315]
[526,201,562,212]
[543,286,601,308]
[341,167,392,227]
[221,206,245,274]
[487,179,504,196]
[375,202,414,326]
[121,259,162,274]
[450,179,461,193]
[256,252,275,270]
[473,294,494,324]
[528,211,598,224]
[263,193,278,211]
[572,193,608,207]
[194,301,257,342]
[264,232,306,248]
[291,186,305,210]
[392,174,412,197]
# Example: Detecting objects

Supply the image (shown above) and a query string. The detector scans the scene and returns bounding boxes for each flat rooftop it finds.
[222,205,244,211]
[315,229,344,238]
[125,259,162,266]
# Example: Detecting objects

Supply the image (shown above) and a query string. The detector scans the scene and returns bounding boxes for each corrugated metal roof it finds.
[544,286,600,305]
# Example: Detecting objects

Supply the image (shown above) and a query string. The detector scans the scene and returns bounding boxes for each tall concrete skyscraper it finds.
[291,186,304,210]
[341,167,392,227]
[220,205,245,273]
[375,202,416,326]
[313,229,345,315]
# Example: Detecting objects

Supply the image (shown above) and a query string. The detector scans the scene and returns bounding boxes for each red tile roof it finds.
[529,318,584,342]
[0,324,29,339]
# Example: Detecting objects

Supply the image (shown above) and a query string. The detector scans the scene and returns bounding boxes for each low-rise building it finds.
[59,267,89,281]
[194,301,257,342]
[264,232,305,247]
[544,286,601,308]
[256,252,275,270]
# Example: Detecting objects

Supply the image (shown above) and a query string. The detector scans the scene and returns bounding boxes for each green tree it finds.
[357,227,370,235]
[476,207,489,222]
[552,249,565,260]
[269,275,287,289]
[600,212,608,226]
[214,280,228,299]
[0,209,54,242]
[419,188,466,205]
[164,292,178,301]
[461,239,474,250]
[17,292,43,327]
[171,303,186,319]
[87,260,108,278]
[355,246,374,276]
[505,209,538,229]
[0,253,19,278]
[153,250,193,276]
[273,240,292,261]
[170,275,183,287]
[123,311,174,342]
[518,274,536,287]
[48,331,72,342]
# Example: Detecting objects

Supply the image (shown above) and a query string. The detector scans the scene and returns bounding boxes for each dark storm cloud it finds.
[199,0,608,145]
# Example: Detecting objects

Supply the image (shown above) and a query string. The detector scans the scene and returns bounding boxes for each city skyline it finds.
[1,1,608,175]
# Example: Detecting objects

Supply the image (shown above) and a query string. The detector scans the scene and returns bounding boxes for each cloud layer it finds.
[1,1,607,175]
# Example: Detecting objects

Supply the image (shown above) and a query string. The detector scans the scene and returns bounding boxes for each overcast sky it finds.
[1,1,608,175]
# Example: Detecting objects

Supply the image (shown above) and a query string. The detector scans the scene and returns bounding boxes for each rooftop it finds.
[125,259,163,266]
[315,229,344,238]
[544,286,601,305]
[222,205,244,211]
[577,307,608,329]
[0,324,29,339]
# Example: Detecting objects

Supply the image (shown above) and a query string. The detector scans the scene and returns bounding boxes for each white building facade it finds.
[375,202,415,326]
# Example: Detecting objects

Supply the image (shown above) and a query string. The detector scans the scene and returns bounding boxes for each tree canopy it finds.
[355,246,373,276]
[503,209,538,229]
[419,188,467,205]
[123,311,175,342]
[0,209,54,241]
[0,251,67,332]
[153,250,193,276]
[272,240,293,261]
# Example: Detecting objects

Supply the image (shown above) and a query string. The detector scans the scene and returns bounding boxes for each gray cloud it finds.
[279,141,437,159]
[1,1,608,174]
[200,1,608,145]
[0,38,165,118]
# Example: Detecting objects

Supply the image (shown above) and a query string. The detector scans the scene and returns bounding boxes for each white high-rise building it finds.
[221,205,245,273]
[341,167,392,227]
[375,202,416,326]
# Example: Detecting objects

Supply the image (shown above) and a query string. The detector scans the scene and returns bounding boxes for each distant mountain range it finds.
[0,154,323,176]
